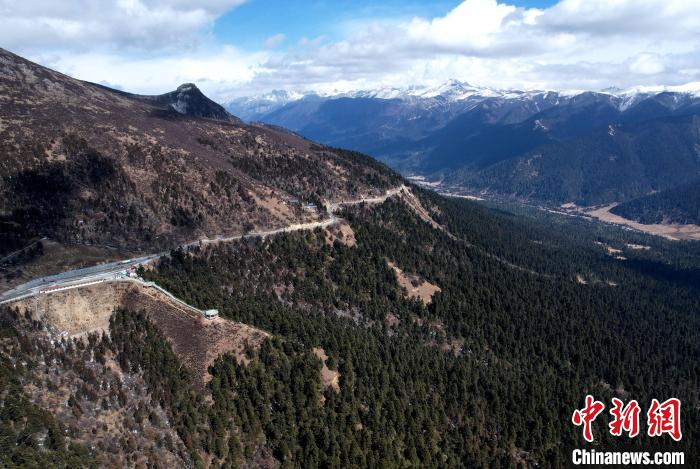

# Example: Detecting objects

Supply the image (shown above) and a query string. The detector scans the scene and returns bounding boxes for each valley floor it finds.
[583,203,700,241]
[416,179,700,241]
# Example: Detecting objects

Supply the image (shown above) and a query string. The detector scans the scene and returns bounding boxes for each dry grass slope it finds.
[0,47,399,260]
[312,347,340,403]
[387,260,441,305]
[9,281,270,390]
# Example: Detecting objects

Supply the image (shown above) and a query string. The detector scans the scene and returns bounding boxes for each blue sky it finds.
[214,1,557,51]
[2,0,699,100]
[214,1,463,50]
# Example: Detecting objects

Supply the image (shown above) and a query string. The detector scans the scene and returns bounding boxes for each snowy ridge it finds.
[232,79,700,105]
[225,79,700,122]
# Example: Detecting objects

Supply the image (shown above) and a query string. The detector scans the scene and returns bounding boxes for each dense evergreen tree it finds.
[139,190,699,467]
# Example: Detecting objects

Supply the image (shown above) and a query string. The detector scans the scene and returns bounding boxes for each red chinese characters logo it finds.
[572,395,605,443]
[647,398,682,441]
[573,396,682,442]
[609,398,641,438]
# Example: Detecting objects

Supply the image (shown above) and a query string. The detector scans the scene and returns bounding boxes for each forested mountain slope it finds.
[2,183,698,466]
[610,179,700,225]
[462,114,700,205]
[0,310,192,467]
[130,189,698,467]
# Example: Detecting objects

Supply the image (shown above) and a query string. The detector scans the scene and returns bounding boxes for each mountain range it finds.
[227,80,700,122]
[1,48,699,468]
[229,80,700,219]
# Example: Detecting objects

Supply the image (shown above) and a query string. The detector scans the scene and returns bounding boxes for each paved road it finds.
[0,187,404,305]
[0,255,160,305]
[326,185,405,213]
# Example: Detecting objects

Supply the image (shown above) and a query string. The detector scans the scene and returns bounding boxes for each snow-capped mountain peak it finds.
[614,82,700,97]
[416,80,498,100]
[225,80,700,122]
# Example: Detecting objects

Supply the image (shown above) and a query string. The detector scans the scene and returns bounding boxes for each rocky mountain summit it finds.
[149,83,238,122]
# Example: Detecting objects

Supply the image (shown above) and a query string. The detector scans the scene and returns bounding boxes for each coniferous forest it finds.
[130,188,699,467]
[1,186,698,467]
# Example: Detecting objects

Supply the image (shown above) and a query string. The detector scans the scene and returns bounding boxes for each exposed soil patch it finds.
[251,188,319,230]
[12,281,128,337]
[122,286,269,390]
[385,313,400,328]
[387,261,441,305]
[440,338,465,357]
[333,307,362,324]
[312,347,340,397]
[413,316,446,333]
[398,188,457,240]
[412,316,463,356]
[324,220,357,247]
[593,241,623,255]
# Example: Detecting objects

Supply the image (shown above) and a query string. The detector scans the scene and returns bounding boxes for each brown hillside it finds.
[0,48,400,256]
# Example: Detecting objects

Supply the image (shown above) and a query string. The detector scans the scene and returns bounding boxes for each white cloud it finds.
[406,0,519,53]
[3,0,700,99]
[539,0,700,38]
[246,0,700,95]
[33,46,267,97]
[0,0,246,51]
[263,33,286,50]
[629,54,666,76]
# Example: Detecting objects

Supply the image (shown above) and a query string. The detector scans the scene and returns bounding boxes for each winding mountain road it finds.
[0,186,405,306]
